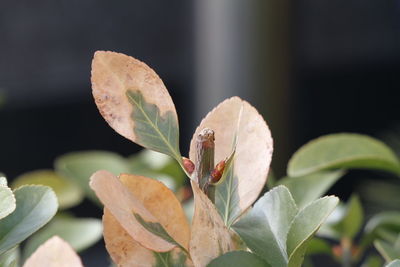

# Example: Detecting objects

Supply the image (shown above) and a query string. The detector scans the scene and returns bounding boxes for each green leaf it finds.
[278,170,344,209]
[365,212,400,235]
[12,170,84,210]
[386,259,400,267]
[133,213,185,252]
[287,133,400,177]
[128,149,185,190]
[126,90,181,162]
[154,250,189,267]
[335,195,363,239]
[233,186,298,267]
[207,251,270,267]
[214,151,240,227]
[55,151,131,205]
[374,239,400,262]
[287,196,339,267]
[361,212,400,247]
[0,185,15,220]
[361,255,384,267]
[23,216,102,259]
[0,246,19,267]
[0,185,58,255]
[305,238,331,255]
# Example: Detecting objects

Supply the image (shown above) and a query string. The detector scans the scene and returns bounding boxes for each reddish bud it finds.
[215,160,225,172]
[210,160,226,183]
[182,157,195,174]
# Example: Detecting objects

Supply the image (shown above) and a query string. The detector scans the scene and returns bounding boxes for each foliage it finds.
[2,50,400,266]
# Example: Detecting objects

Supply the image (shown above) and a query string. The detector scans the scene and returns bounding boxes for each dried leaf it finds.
[189,97,273,226]
[104,210,192,267]
[102,174,190,266]
[90,170,174,252]
[103,209,156,266]
[118,174,190,250]
[189,180,234,267]
[91,51,181,161]
[23,236,83,267]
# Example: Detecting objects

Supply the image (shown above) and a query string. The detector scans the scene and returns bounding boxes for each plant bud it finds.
[182,157,195,174]
[210,160,226,183]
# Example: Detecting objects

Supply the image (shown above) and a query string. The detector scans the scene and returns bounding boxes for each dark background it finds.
[1,1,399,266]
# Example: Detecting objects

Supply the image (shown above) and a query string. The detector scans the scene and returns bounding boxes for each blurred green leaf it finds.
[365,212,400,235]
[278,170,344,209]
[0,185,15,220]
[233,186,298,267]
[207,251,270,267]
[305,238,331,255]
[55,151,131,205]
[0,246,19,267]
[266,170,276,190]
[361,212,400,247]
[12,170,84,210]
[361,255,384,267]
[23,216,102,259]
[374,239,400,262]
[128,149,185,189]
[336,195,364,239]
[287,133,400,177]
[386,260,400,267]
[358,179,400,216]
[0,185,58,254]
[287,196,339,267]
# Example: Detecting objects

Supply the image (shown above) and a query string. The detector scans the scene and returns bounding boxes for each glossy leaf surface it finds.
[278,170,344,209]
[207,251,270,267]
[0,186,58,254]
[287,196,339,267]
[288,133,400,177]
[233,186,298,267]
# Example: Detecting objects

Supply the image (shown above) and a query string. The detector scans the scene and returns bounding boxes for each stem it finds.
[194,128,215,197]
[341,238,352,267]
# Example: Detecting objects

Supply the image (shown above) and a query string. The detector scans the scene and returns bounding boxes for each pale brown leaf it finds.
[104,173,192,266]
[119,174,190,250]
[189,180,234,267]
[89,170,174,252]
[23,236,83,267]
[189,97,273,222]
[103,209,156,267]
[91,51,178,144]
[104,209,193,267]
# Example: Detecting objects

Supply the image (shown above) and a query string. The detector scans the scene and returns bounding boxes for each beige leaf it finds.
[103,209,156,267]
[189,97,273,222]
[23,236,83,267]
[91,51,177,144]
[189,180,234,267]
[119,174,190,250]
[89,170,174,252]
[104,210,193,267]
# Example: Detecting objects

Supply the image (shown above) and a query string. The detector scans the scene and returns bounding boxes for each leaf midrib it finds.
[126,92,180,161]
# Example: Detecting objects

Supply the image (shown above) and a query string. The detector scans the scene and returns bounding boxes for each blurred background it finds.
[0,0,399,265]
